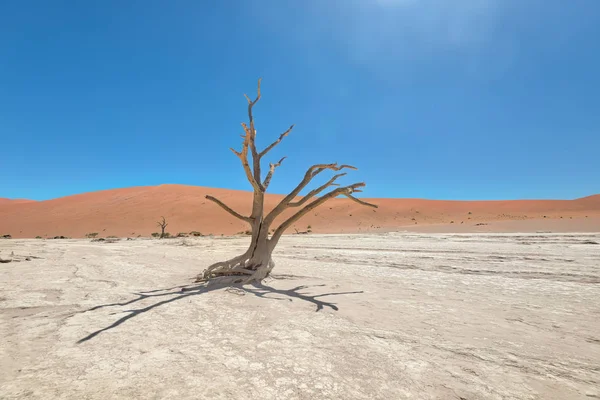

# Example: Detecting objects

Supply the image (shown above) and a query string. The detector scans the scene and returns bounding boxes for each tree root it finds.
[196,255,275,285]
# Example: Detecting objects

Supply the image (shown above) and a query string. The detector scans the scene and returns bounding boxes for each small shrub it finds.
[151,232,160,238]
[450,221,455,224]
[107,235,118,238]
[35,236,42,239]
[468,212,472,215]
[189,231,202,237]
[244,230,252,235]
[1,234,12,239]
[53,236,68,239]
[163,232,171,238]
[85,232,99,238]
[307,225,312,230]
[176,232,189,238]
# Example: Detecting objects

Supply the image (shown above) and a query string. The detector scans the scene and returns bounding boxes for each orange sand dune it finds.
[0,198,36,205]
[0,185,599,238]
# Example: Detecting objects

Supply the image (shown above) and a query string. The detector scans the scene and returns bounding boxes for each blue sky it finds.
[1,0,598,201]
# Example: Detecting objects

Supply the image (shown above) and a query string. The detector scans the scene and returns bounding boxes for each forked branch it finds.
[157,216,168,229]
[288,173,346,207]
[231,122,261,192]
[270,183,377,244]
[265,163,358,223]
[263,156,286,189]
[259,125,294,159]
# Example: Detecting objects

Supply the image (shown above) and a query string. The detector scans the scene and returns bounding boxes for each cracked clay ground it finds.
[1,232,600,399]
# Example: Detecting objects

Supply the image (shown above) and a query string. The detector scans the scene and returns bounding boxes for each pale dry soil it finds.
[1,233,600,400]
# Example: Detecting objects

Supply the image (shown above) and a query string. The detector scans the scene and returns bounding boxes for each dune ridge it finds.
[1,184,599,238]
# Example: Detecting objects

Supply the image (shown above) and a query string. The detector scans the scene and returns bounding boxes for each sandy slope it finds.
[0,198,34,205]
[0,185,599,238]
[1,233,599,399]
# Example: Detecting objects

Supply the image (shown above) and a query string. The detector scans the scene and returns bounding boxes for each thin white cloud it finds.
[320,0,513,80]
[351,0,503,50]
[249,0,515,79]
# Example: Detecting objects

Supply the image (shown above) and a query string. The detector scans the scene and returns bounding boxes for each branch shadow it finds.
[242,283,363,312]
[76,281,363,344]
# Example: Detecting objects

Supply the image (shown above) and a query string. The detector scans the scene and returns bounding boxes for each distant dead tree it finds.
[197,78,376,284]
[157,216,168,239]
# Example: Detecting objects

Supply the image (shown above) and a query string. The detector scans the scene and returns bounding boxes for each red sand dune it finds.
[0,185,599,238]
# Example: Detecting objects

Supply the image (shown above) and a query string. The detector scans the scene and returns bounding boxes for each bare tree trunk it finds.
[196,78,376,285]
[245,229,275,281]
[199,227,274,284]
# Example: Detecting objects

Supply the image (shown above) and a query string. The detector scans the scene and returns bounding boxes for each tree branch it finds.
[229,121,262,192]
[342,192,378,208]
[242,122,262,189]
[288,173,346,207]
[245,79,262,188]
[265,163,358,223]
[259,125,294,159]
[270,183,373,244]
[263,156,286,190]
[205,195,252,223]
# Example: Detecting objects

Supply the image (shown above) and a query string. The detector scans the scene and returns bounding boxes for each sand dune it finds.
[0,185,599,238]
[0,198,35,205]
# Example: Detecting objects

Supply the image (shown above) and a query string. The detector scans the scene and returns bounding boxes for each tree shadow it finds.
[76,281,363,344]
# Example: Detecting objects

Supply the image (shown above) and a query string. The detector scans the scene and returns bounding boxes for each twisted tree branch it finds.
[265,163,358,223]
[288,173,346,207]
[270,183,374,245]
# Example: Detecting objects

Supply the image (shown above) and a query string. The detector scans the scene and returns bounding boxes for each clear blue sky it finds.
[1,0,598,201]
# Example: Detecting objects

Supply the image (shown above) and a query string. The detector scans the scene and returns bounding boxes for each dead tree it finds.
[157,216,168,239]
[198,78,376,284]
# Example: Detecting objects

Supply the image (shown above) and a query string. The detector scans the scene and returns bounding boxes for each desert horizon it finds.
[1,184,599,239]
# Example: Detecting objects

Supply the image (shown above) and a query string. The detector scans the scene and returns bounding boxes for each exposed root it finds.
[196,254,275,285]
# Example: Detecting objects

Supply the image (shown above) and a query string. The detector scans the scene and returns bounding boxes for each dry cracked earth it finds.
[1,232,599,399]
